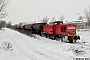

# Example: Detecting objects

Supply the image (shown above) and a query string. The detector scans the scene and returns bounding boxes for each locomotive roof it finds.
[33,23,47,24]
[59,23,76,26]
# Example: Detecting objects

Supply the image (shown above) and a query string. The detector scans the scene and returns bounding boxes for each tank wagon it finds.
[23,24,32,30]
[31,23,47,35]
[22,23,47,35]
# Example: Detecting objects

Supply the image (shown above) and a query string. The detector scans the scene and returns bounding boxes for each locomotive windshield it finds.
[68,26,75,30]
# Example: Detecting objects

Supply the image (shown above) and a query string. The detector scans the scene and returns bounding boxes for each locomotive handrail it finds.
[72,32,75,42]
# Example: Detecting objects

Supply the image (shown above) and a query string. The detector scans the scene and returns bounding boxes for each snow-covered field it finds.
[0,28,90,60]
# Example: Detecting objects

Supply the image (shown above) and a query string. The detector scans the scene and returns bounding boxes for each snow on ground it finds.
[77,29,90,43]
[0,28,90,60]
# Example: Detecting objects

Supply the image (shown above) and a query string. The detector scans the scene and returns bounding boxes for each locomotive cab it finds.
[61,24,80,43]
[43,21,80,43]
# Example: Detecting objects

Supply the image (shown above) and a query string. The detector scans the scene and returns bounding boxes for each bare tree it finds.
[40,17,49,23]
[0,20,6,29]
[84,7,90,26]
[19,22,23,26]
[0,0,8,18]
[6,21,12,28]
[77,16,83,20]
[0,0,8,29]
[51,17,56,22]
[58,15,65,21]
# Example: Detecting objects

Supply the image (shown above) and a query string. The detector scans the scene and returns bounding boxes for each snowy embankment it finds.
[0,28,90,60]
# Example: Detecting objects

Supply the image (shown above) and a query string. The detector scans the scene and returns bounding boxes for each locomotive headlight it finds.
[68,33,69,35]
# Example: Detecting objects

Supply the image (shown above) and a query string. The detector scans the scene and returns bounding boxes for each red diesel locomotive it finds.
[42,21,80,43]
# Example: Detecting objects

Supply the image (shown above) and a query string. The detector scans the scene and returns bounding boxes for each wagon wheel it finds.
[41,32,45,37]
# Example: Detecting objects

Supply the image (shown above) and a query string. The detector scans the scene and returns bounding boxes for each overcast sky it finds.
[5,0,90,24]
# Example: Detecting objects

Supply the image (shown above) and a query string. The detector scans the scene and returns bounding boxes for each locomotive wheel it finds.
[47,35,50,38]
[56,38,61,41]
[56,37,60,41]
[61,37,63,42]
[45,34,47,38]
[50,35,55,40]
[65,40,69,43]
